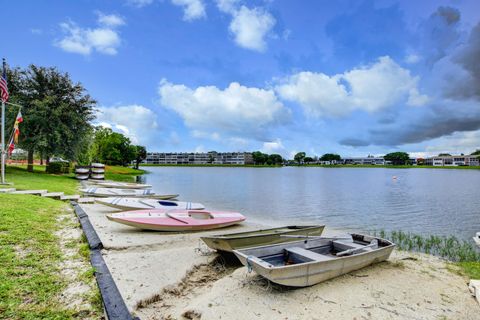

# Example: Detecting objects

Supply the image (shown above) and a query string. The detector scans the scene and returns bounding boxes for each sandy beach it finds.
[79,203,480,319]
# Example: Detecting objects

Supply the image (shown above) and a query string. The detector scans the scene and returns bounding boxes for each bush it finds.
[46,162,70,174]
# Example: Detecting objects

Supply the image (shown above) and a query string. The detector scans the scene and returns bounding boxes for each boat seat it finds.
[285,247,334,262]
[333,240,369,251]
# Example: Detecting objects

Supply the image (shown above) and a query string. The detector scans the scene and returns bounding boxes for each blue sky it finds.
[3,0,480,158]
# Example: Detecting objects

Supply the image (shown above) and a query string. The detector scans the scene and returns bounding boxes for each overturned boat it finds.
[96,197,205,210]
[474,232,480,247]
[234,234,394,287]
[106,209,246,231]
[80,187,178,199]
[201,225,325,252]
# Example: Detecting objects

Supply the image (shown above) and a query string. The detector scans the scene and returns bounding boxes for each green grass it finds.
[2,166,79,195]
[374,230,480,280]
[104,165,146,182]
[0,194,99,319]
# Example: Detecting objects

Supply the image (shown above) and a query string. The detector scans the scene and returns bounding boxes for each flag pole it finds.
[1,58,6,184]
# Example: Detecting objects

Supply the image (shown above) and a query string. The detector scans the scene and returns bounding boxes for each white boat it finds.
[91,168,105,174]
[91,163,105,168]
[90,174,105,180]
[233,234,395,287]
[75,174,89,180]
[474,232,480,247]
[75,167,90,174]
[96,197,204,210]
[80,187,178,200]
[90,181,152,189]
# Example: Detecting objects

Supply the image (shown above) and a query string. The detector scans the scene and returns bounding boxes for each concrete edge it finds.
[71,201,138,320]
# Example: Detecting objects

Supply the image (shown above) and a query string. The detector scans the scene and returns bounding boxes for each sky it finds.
[2,0,480,158]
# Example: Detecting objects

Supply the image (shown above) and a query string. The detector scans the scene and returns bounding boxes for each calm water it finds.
[140,166,480,241]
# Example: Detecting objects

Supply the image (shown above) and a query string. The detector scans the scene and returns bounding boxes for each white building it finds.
[424,155,479,166]
[342,157,386,165]
[143,152,254,165]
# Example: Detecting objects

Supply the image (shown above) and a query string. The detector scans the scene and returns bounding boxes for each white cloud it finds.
[405,53,421,64]
[262,138,288,157]
[423,130,480,156]
[127,0,154,7]
[97,13,125,27]
[171,0,206,21]
[55,13,125,56]
[229,6,275,52]
[276,56,428,117]
[216,1,275,52]
[30,28,42,35]
[95,105,159,145]
[158,79,290,140]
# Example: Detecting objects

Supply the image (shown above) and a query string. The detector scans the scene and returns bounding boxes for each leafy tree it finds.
[384,152,410,165]
[294,152,306,164]
[252,151,269,165]
[320,153,341,162]
[6,65,95,171]
[304,156,314,163]
[268,154,284,165]
[438,153,451,156]
[135,145,147,169]
[90,127,137,166]
[471,150,480,155]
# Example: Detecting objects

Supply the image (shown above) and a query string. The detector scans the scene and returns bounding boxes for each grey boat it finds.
[234,233,395,287]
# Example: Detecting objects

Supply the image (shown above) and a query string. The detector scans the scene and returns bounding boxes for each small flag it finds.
[8,110,23,156]
[0,63,8,103]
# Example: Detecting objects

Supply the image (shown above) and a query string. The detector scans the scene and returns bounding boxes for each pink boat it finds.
[106,209,246,231]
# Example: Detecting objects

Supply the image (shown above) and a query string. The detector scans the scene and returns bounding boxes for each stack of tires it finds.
[90,163,105,180]
[75,166,90,180]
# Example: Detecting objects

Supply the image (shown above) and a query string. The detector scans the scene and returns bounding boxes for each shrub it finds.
[46,162,70,174]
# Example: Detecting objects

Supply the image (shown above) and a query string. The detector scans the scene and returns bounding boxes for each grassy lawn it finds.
[105,165,146,182]
[2,166,79,195]
[0,194,101,319]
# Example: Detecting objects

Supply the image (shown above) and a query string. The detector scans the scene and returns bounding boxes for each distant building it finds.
[143,152,254,165]
[424,155,479,166]
[342,157,385,165]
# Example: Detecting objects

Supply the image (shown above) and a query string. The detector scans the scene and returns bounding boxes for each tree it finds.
[268,154,284,165]
[252,151,269,165]
[6,65,95,171]
[135,146,147,169]
[471,150,480,155]
[304,156,314,164]
[294,152,306,164]
[320,153,341,162]
[384,152,410,165]
[438,153,451,156]
[90,127,137,166]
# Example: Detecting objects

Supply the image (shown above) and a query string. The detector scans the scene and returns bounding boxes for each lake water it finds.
[140,166,480,241]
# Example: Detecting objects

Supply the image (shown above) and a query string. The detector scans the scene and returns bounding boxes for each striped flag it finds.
[7,110,23,156]
[0,65,8,103]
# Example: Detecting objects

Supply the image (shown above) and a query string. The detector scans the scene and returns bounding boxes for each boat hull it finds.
[474,233,480,247]
[80,187,178,199]
[234,234,394,287]
[96,197,205,210]
[106,209,245,231]
[201,225,325,252]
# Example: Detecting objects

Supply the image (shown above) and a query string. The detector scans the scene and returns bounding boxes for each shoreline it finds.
[140,164,480,170]
[79,202,480,319]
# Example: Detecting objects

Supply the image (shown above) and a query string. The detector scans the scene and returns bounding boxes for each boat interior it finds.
[254,235,391,267]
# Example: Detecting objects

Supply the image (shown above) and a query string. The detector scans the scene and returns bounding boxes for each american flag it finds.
[0,64,9,103]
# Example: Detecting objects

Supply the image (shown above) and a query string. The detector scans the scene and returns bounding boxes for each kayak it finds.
[80,187,178,199]
[201,225,325,252]
[234,234,395,287]
[106,209,246,231]
[96,197,205,210]
[90,181,152,189]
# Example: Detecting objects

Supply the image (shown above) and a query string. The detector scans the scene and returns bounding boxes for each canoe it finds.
[91,163,105,168]
[106,209,246,231]
[80,187,178,200]
[75,174,90,180]
[96,197,205,210]
[75,168,90,174]
[90,174,104,180]
[90,181,152,189]
[233,233,394,287]
[91,168,105,174]
[474,232,480,247]
[201,225,325,252]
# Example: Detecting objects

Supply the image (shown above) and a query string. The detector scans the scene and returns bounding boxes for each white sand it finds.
[79,203,480,319]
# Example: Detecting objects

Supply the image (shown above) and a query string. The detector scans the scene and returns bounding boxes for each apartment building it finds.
[424,155,479,166]
[143,152,254,165]
[342,157,386,165]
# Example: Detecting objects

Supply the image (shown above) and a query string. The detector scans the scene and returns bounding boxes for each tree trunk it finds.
[40,158,43,165]
[27,150,34,172]
[46,156,50,165]
[135,160,139,170]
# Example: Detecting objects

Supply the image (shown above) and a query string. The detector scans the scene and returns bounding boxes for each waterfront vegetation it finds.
[373,230,480,278]
[140,163,480,169]
[0,194,102,319]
